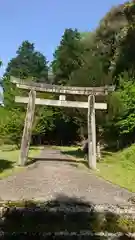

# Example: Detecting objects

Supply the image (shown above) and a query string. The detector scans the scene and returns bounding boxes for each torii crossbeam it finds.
[11,76,115,169]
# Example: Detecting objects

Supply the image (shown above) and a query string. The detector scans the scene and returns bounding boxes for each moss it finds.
[118,217,135,233]
[0,200,40,208]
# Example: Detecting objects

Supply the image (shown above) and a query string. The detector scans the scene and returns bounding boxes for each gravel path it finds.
[0,148,134,204]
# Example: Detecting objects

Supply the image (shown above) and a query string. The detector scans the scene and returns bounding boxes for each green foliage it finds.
[52,28,83,85]
[2,76,20,109]
[0,107,25,147]
[32,106,55,136]
[115,80,135,135]
[2,40,48,108]
[6,41,48,81]
[69,51,112,87]
[103,74,135,148]
[32,106,79,145]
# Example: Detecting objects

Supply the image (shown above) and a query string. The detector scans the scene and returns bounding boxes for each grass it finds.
[96,145,135,192]
[0,145,42,178]
[53,144,135,192]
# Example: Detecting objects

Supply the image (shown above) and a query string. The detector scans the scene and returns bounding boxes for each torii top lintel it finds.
[11,76,115,96]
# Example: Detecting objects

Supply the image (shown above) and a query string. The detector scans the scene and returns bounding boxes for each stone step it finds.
[0,232,134,239]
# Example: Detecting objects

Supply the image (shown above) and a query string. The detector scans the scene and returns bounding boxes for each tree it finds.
[6,41,48,81]
[102,72,135,149]
[2,41,49,108]
[110,1,135,79]
[0,108,25,147]
[69,49,112,87]
[95,3,127,77]
[52,28,83,85]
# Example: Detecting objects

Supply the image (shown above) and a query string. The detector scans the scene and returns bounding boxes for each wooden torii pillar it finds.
[88,95,96,169]
[19,90,36,166]
[11,76,114,168]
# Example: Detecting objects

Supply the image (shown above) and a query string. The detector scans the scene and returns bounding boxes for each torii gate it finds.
[11,76,114,169]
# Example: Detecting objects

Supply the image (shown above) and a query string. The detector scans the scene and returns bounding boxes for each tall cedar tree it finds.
[52,28,83,85]
[2,41,48,108]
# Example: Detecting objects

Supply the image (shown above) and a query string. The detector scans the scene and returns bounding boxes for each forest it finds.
[0,0,135,150]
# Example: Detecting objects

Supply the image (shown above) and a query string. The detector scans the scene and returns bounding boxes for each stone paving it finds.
[0,148,134,204]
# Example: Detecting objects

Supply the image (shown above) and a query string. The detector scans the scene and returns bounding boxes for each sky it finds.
[0,0,126,77]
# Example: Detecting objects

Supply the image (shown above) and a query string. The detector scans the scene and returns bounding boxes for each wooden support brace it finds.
[88,95,96,170]
[15,96,107,110]
[19,90,36,166]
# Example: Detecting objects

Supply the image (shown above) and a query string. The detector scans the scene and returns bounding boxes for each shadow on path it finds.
[26,158,82,170]
[61,149,85,159]
[27,156,89,169]
[0,159,14,173]
[0,194,134,239]
[61,148,89,168]
[27,147,89,168]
